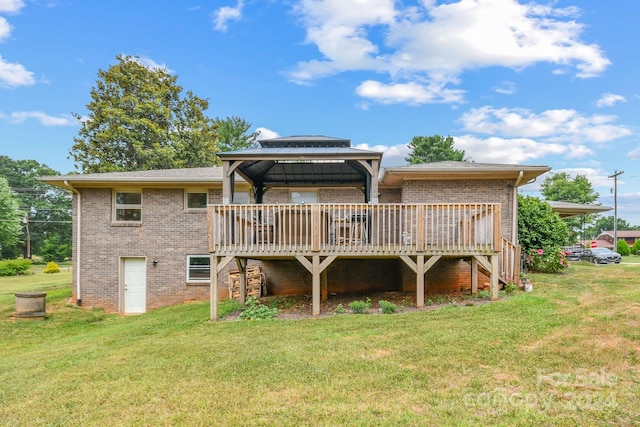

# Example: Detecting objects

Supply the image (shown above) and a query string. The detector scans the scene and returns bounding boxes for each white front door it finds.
[123,257,146,314]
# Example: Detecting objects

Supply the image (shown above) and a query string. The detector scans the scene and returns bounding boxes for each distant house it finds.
[42,135,550,318]
[595,230,640,249]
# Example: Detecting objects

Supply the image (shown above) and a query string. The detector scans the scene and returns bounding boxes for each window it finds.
[185,190,208,210]
[187,255,210,282]
[114,190,142,222]
[290,191,318,204]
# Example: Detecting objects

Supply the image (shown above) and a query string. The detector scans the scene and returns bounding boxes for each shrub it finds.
[616,239,631,256]
[631,239,640,256]
[0,259,32,276]
[477,290,490,299]
[239,296,278,320]
[349,298,371,314]
[334,303,346,314]
[523,247,568,273]
[504,281,519,295]
[43,261,61,274]
[378,300,398,314]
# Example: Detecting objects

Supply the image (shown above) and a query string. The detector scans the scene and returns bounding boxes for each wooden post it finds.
[493,205,501,251]
[417,205,425,252]
[471,257,478,295]
[321,269,328,301]
[416,254,425,308]
[210,256,219,321]
[236,258,247,304]
[490,254,499,300]
[311,204,320,252]
[312,255,320,316]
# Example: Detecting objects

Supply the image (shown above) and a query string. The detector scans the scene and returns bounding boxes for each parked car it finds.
[563,246,584,261]
[579,248,622,264]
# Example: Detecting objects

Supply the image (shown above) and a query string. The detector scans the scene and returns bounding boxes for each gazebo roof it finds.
[218,136,382,188]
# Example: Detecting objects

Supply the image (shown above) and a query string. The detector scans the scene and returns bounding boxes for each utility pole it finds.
[608,170,624,249]
[22,212,31,259]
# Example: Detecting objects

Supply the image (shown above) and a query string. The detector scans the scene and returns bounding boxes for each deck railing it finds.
[208,203,501,255]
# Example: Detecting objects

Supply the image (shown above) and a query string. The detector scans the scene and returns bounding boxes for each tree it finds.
[518,195,569,252]
[541,172,600,242]
[70,55,222,172]
[541,173,599,204]
[0,156,72,259]
[0,177,21,258]
[583,215,639,240]
[214,116,259,152]
[405,135,468,164]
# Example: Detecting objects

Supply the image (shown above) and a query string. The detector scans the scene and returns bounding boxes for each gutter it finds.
[513,171,524,243]
[62,180,82,306]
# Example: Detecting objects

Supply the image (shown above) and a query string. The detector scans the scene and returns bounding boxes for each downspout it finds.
[512,171,524,243]
[63,180,82,306]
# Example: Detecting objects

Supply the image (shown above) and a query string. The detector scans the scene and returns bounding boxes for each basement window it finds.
[187,255,210,282]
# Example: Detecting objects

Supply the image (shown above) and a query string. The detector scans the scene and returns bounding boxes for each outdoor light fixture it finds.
[152,259,158,266]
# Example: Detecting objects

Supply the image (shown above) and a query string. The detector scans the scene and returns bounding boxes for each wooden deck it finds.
[209,203,502,256]
[207,203,519,319]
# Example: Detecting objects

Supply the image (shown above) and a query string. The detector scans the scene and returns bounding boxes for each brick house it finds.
[594,230,640,249]
[42,136,549,318]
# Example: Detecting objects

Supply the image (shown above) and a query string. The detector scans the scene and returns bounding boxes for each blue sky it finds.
[1,0,639,225]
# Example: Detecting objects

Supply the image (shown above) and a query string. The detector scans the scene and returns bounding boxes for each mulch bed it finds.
[222,291,495,320]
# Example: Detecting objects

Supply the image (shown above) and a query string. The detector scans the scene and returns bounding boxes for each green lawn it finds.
[1,264,639,426]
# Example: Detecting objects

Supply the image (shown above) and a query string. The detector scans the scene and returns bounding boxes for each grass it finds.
[2,264,640,425]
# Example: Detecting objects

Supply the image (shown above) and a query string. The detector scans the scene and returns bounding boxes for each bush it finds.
[616,239,631,256]
[631,239,640,255]
[504,281,519,295]
[334,303,346,314]
[43,261,61,274]
[523,247,568,273]
[349,298,371,314]
[239,296,278,320]
[378,300,398,314]
[518,195,570,252]
[0,259,32,276]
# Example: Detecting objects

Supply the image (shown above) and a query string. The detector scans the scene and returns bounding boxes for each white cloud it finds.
[2,111,75,126]
[454,134,566,164]
[627,145,640,160]
[0,54,35,87]
[0,0,24,13]
[0,2,36,88]
[287,0,610,104]
[355,142,408,166]
[549,167,610,188]
[213,1,244,32]
[355,80,464,105]
[460,106,632,144]
[596,93,626,108]
[493,81,516,95]
[255,127,279,140]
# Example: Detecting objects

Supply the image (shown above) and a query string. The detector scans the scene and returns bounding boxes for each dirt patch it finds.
[222,291,494,320]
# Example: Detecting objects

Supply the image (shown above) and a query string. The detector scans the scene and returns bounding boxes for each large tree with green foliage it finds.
[214,116,259,152]
[541,173,599,204]
[541,172,600,241]
[0,156,72,260]
[70,55,228,172]
[405,135,468,164]
[0,177,21,258]
[518,195,569,252]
